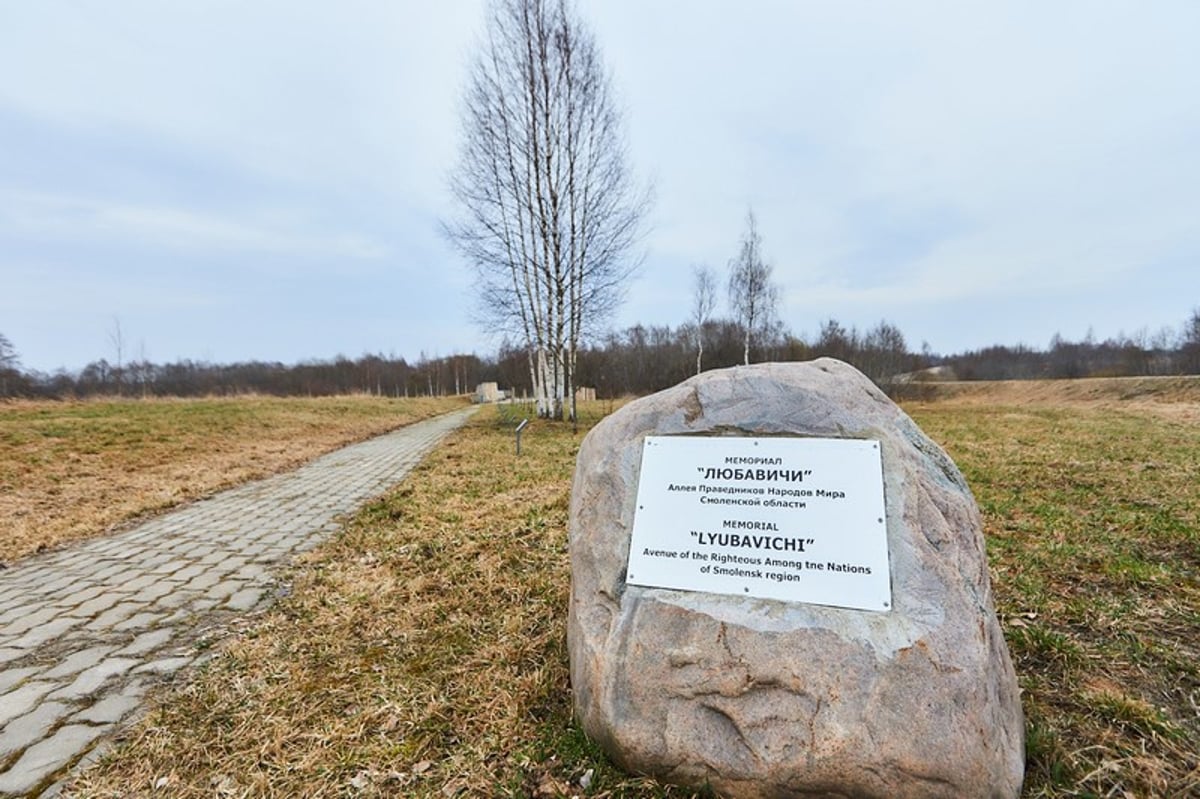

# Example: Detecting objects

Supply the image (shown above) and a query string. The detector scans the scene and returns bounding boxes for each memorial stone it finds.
[567,359,1024,798]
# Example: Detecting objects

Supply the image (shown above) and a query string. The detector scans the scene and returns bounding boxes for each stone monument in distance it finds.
[567,359,1024,798]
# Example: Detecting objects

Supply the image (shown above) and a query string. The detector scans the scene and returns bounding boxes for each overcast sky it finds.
[3,1,1198,372]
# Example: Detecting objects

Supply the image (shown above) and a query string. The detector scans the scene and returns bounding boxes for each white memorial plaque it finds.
[626,435,891,611]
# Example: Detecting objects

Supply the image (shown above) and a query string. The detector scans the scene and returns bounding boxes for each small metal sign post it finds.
[626,435,891,612]
[515,418,529,455]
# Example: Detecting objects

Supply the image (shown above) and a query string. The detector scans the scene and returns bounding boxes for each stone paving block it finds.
[61,592,122,619]
[159,607,193,626]
[116,628,174,657]
[37,574,80,597]
[88,562,130,584]
[42,645,117,680]
[207,559,248,579]
[0,587,23,609]
[101,568,146,591]
[0,723,106,796]
[181,571,224,593]
[163,539,196,555]
[3,606,61,637]
[116,573,161,594]
[112,611,164,633]
[85,602,143,632]
[188,598,219,613]
[233,563,269,582]
[197,551,232,566]
[153,589,192,610]
[49,658,139,700]
[0,571,43,592]
[71,688,143,725]
[147,559,188,576]
[136,551,173,569]
[0,647,26,667]
[51,551,93,569]
[84,539,122,555]
[182,543,218,559]
[261,545,295,561]
[9,617,81,651]
[0,701,71,759]
[169,563,206,583]
[0,666,42,695]
[0,681,58,728]
[225,587,265,612]
[133,656,194,677]
[129,580,175,604]
[204,580,243,602]
[52,584,106,612]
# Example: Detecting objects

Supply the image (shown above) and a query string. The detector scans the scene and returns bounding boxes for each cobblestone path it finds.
[0,407,476,797]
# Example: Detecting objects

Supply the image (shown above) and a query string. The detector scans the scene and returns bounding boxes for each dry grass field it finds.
[58,384,1200,798]
[0,395,467,564]
[897,374,1200,416]
[908,394,1199,797]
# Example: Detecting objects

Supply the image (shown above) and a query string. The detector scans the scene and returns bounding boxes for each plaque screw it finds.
[877,518,883,523]
[743,587,749,593]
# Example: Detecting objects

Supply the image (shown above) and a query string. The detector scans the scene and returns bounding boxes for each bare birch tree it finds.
[445,0,649,420]
[0,333,18,397]
[690,264,717,375]
[108,316,126,395]
[0,333,17,372]
[1182,307,1200,374]
[727,209,779,365]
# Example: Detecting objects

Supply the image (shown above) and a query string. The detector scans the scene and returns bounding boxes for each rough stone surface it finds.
[0,725,105,795]
[568,360,1024,799]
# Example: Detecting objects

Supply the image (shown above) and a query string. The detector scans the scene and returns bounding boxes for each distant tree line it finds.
[565,317,915,398]
[947,316,1200,380]
[0,350,493,400]
[2,309,1198,400]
